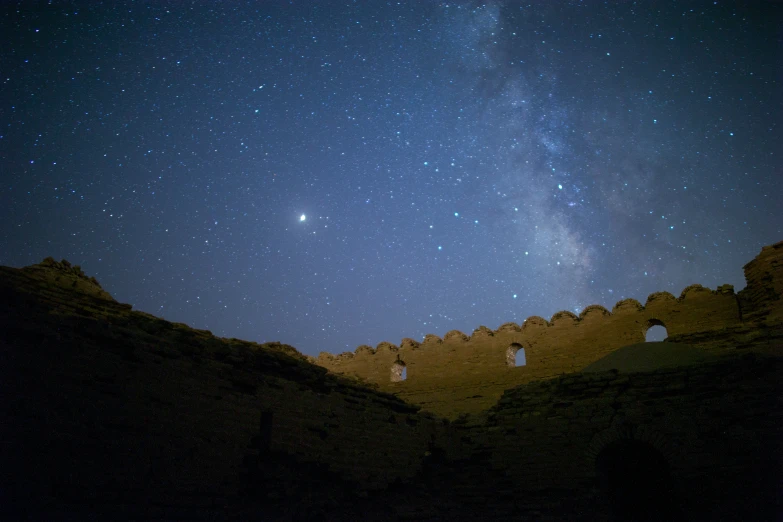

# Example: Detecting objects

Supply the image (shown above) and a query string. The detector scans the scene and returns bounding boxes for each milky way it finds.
[1,2,780,356]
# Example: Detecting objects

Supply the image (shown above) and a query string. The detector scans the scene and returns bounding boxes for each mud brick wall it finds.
[315,241,783,419]
[741,241,783,322]
[315,287,743,418]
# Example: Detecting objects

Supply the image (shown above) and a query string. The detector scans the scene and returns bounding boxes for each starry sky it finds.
[2,1,781,356]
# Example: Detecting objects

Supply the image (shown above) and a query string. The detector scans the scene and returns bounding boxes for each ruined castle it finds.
[1,242,781,520]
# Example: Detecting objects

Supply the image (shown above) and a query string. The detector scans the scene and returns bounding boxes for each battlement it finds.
[5,242,781,421]
[315,283,742,377]
[319,283,734,362]
[314,241,783,418]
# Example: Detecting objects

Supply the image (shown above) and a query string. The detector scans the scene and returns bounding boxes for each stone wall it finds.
[741,241,783,322]
[314,241,783,419]
[315,286,743,418]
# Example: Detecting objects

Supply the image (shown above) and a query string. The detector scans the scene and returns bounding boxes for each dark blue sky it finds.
[2,1,780,356]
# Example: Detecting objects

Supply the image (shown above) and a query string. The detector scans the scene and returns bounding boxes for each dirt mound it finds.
[583,341,710,373]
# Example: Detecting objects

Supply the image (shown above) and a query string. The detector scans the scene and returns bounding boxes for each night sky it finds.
[2,2,780,357]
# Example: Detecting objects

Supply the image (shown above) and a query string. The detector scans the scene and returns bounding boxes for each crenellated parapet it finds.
[579,304,611,320]
[317,283,743,383]
[612,298,643,313]
[497,322,522,332]
[315,242,783,418]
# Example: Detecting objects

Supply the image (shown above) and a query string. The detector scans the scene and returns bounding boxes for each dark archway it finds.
[596,439,682,521]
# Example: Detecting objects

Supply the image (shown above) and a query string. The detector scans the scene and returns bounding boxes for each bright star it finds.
[300,214,306,222]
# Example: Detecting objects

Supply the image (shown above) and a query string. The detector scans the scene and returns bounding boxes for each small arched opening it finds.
[390,359,407,382]
[596,439,681,521]
[645,318,668,342]
[505,343,527,367]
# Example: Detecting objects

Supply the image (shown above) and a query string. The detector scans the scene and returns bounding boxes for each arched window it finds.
[645,319,668,342]
[506,343,527,367]
[391,359,407,382]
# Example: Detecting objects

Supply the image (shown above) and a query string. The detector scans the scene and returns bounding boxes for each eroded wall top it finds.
[314,242,783,405]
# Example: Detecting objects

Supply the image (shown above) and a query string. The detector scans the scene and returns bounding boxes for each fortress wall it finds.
[741,241,783,321]
[316,288,744,418]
